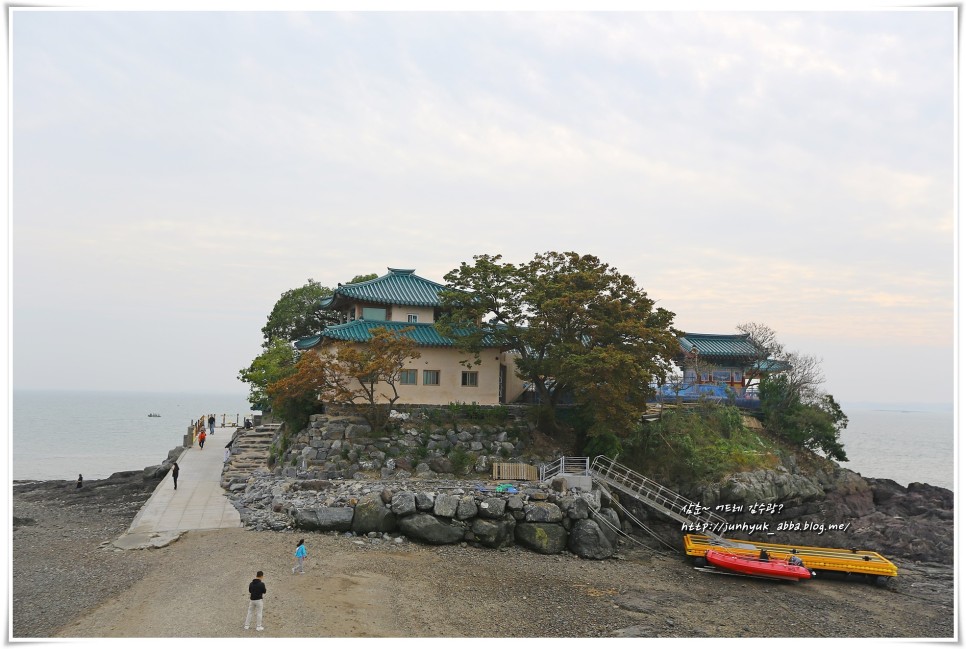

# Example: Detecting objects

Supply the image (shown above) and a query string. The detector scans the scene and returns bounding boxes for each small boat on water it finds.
[705,549,813,581]
[148,413,161,418]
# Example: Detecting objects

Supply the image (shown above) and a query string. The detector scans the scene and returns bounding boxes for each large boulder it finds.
[477,497,507,519]
[433,494,460,518]
[456,496,478,520]
[515,522,568,555]
[391,492,417,516]
[399,513,465,545]
[292,507,354,532]
[142,465,168,480]
[595,508,621,546]
[524,502,563,523]
[351,493,397,534]
[472,515,516,549]
[569,519,615,560]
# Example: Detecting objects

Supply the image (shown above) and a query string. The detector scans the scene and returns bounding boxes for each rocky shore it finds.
[12,457,955,639]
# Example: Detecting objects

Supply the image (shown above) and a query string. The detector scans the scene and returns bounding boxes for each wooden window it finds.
[423,370,440,386]
[407,314,418,323]
[400,369,417,385]
[461,371,479,387]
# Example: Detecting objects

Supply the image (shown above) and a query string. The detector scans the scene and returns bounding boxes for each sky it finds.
[7,7,957,406]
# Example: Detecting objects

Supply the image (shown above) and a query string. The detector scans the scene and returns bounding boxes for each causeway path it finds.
[113,428,242,550]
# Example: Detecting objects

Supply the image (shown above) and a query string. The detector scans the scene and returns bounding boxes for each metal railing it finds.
[590,455,729,536]
[539,456,590,481]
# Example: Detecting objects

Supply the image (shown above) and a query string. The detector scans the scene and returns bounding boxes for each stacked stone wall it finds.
[273,411,558,481]
[228,472,622,559]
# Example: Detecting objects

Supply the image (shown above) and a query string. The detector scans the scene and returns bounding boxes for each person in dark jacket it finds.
[76,474,83,489]
[171,462,179,490]
[244,570,267,631]
[208,414,216,435]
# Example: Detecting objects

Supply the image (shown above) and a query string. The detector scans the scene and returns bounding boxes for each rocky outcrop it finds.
[630,463,954,565]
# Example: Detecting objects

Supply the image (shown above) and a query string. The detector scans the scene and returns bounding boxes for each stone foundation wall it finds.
[228,473,622,559]
[273,411,559,481]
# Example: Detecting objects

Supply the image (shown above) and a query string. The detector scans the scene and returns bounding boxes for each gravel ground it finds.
[12,476,955,640]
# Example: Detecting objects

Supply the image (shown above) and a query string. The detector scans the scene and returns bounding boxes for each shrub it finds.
[449,447,475,475]
[624,405,775,483]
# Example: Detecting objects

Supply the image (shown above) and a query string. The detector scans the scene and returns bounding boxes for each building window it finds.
[423,370,440,386]
[362,307,387,321]
[400,369,417,385]
[407,314,418,323]
[733,371,743,382]
[461,371,479,387]
[712,370,731,383]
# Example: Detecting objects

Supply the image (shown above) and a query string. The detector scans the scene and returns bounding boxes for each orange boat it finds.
[705,549,813,581]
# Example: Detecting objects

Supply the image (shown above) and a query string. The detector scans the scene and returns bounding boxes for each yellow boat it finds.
[683,534,898,585]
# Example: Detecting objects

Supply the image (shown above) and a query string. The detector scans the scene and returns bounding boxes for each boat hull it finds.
[705,549,812,581]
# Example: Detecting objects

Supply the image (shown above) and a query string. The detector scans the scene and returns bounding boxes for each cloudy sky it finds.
[9,8,955,405]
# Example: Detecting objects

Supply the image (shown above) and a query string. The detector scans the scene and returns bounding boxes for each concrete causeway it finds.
[113,427,242,550]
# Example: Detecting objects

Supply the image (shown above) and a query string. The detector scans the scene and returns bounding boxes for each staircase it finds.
[541,455,731,542]
[220,424,281,490]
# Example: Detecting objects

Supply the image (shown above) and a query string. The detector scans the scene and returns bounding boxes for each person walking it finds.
[244,570,267,631]
[76,474,83,489]
[208,414,216,436]
[198,430,207,449]
[292,539,307,574]
[171,462,179,490]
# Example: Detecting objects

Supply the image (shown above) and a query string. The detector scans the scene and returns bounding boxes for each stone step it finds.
[220,424,278,487]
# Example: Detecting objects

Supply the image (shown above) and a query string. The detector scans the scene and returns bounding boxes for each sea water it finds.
[10,391,955,490]
[11,390,256,481]
[837,405,954,491]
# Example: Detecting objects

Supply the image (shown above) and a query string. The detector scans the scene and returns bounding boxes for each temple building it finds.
[675,332,788,392]
[295,268,527,406]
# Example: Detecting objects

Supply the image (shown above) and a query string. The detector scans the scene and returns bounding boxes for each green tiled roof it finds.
[677,333,789,373]
[678,333,759,358]
[295,321,499,349]
[321,268,446,309]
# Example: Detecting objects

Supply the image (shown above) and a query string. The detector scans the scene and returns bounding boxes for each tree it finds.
[268,327,421,431]
[436,251,680,437]
[242,273,379,410]
[738,322,825,405]
[260,279,337,347]
[237,338,300,411]
[739,322,848,461]
[760,376,849,461]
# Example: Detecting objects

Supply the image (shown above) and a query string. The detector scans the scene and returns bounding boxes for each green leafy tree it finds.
[237,338,300,410]
[243,274,378,410]
[760,375,848,461]
[261,279,337,347]
[436,251,680,437]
